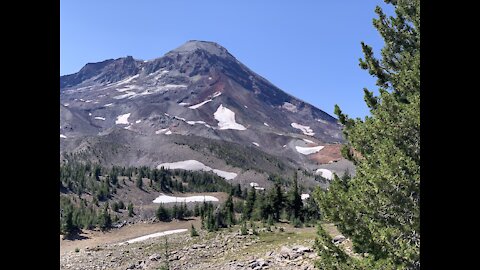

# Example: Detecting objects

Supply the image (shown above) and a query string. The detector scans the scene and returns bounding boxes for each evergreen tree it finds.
[240,220,248,235]
[243,187,256,220]
[252,190,266,221]
[111,202,119,212]
[98,206,112,231]
[118,200,125,210]
[223,194,235,225]
[136,175,143,189]
[268,182,284,221]
[314,1,420,268]
[61,208,76,237]
[190,224,199,237]
[156,203,172,222]
[286,172,302,220]
[127,202,134,217]
[194,203,200,217]
[234,183,242,198]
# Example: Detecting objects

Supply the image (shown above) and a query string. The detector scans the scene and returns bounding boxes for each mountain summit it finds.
[168,40,232,57]
[60,40,351,189]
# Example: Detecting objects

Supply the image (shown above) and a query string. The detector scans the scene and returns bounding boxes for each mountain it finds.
[60,40,353,189]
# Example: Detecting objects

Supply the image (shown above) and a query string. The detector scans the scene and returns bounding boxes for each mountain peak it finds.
[169,40,230,58]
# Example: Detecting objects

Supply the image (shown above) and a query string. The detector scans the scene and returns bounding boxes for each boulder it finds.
[332,235,346,244]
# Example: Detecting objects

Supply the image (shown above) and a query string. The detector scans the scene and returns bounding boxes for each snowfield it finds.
[115,113,131,125]
[316,119,329,124]
[135,120,142,124]
[295,145,324,155]
[189,99,212,109]
[250,182,264,190]
[315,169,334,180]
[155,128,169,134]
[94,117,106,121]
[178,102,190,106]
[263,122,269,127]
[186,120,206,125]
[122,229,188,244]
[301,194,310,200]
[113,74,139,87]
[153,193,219,204]
[60,134,67,139]
[291,123,315,136]
[214,105,246,130]
[165,130,172,135]
[252,142,260,147]
[114,91,137,99]
[157,160,237,180]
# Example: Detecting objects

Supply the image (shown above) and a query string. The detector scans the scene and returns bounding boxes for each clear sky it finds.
[61,0,392,119]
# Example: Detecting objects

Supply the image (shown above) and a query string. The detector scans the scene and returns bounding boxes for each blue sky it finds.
[61,0,392,119]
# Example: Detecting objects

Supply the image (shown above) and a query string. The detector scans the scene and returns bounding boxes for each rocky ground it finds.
[60,223,329,270]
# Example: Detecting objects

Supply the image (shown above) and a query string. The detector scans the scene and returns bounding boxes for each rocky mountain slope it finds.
[60,40,353,188]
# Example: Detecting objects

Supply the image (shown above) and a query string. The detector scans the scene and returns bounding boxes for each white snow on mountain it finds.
[214,105,246,130]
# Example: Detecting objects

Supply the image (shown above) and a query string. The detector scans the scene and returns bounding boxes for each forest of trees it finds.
[60,159,321,237]
[313,0,420,269]
[60,161,238,237]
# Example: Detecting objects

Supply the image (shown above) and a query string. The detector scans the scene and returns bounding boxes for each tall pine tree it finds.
[314,0,420,269]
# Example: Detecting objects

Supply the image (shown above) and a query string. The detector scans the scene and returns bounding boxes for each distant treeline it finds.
[59,161,320,237]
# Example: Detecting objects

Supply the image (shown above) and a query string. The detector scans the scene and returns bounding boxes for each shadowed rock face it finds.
[60,40,351,186]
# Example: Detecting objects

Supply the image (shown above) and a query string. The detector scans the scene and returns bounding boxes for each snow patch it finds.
[244,105,248,108]
[178,102,190,106]
[214,105,246,130]
[315,169,334,180]
[303,138,314,144]
[263,122,269,127]
[63,103,69,107]
[316,119,329,124]
[94,117,106,121]
[165,130,172,135]
[60,134,67,139]
[295,145,324,155]
[252,142,260,147]
[157,160,237,180]
[174,116,186,121]
[88,113,92,116]
[113,91,137,99]
[301,194,310,200]
[186,120,205,125]
[212,91,222,98]
[153,194,219,204]
[189,99,212,109]
[135,120,142,124]
[155,128,169,134]
[115,113,131,125]
[104,103,114,107]
[122,229,188,244]
[250,182,259,187]
[112,74,139,86]
[291,123,315,136]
